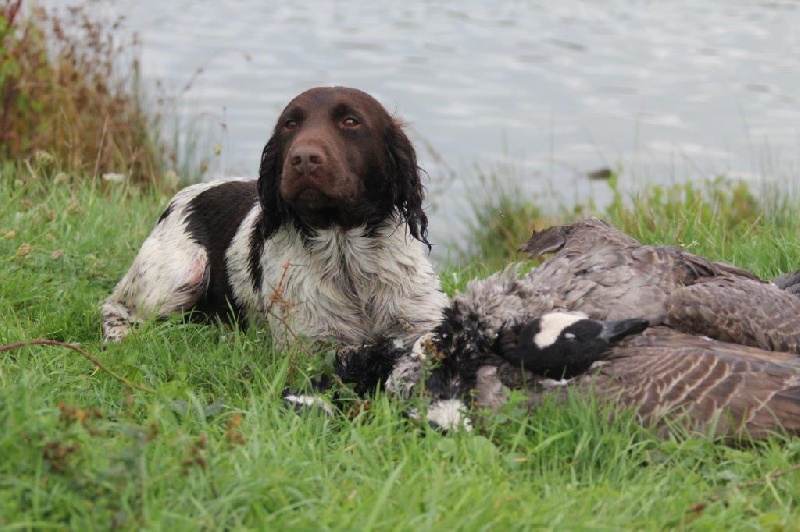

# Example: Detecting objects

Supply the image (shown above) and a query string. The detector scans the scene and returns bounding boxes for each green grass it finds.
[3,166,800,529]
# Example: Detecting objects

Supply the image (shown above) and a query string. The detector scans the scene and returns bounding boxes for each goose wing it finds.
[666,277,800,353]
[524,219,758,278]
[578,327,800,440]
[520,219,760,323]
[526,243,755,323]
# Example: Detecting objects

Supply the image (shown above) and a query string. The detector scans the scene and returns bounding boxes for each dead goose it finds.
[331,219,800,439]
[502,218,800,353]
[335,303,800,440]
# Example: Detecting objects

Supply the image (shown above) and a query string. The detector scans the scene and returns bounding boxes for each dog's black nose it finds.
[289,144,325,175]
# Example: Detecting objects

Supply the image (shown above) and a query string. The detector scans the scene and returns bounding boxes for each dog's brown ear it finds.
[385,118,430,250]
[519,225,568,257]
[257,127,288,238]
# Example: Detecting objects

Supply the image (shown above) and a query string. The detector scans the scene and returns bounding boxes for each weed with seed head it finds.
[0,1,207,188]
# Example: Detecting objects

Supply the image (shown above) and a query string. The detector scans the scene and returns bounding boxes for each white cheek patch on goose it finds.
[534,312,588,348]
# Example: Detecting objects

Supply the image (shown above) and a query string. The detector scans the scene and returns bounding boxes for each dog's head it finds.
[258,86,429,248]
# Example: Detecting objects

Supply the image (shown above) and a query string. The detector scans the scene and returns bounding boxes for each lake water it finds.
[53,1,800,253]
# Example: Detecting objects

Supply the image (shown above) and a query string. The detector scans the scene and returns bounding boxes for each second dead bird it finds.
[334,219,800,440]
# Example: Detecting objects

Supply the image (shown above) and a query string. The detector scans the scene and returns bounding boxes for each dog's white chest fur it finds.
[227,208,447,348]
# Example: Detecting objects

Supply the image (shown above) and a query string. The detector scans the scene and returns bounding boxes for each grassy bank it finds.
[3,168,800,528]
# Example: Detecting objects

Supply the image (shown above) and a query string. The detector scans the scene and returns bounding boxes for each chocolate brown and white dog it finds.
[102,87,447,348]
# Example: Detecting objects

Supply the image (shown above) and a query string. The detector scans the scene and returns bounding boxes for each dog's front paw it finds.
[101,301,135,344]
[101,327,130,351]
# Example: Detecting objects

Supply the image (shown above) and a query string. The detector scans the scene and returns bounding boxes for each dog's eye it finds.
[284,119,298,131]
[342,117,360,128]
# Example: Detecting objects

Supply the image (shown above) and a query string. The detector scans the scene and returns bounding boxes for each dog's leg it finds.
[102,215,210,343]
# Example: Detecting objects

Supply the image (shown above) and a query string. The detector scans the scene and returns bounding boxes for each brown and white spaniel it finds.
[101,87,447,348]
